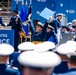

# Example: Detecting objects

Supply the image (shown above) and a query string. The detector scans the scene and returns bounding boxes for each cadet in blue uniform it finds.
[18,50,61,75]
[0,9,5,26]
[56,13,63,44]
[49,16,58,34]
[55,41,76,75]
[57,55,76,75]
[43,25,58,45]
[29,21,48,42]
[8,10,22,51]
[9,42,35,75]
[0,43,19,75]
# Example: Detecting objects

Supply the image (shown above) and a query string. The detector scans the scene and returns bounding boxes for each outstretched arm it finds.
[0,17,5,26]
[29,20,35,34]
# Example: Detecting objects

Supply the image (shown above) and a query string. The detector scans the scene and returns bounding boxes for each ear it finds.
[67,61,71,68]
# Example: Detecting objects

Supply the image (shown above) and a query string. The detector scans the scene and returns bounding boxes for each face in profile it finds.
[57,15,62,20]
[12,12,17,16]
[74,21,76,25]
[68,25,73,30]
[36,25,42,33]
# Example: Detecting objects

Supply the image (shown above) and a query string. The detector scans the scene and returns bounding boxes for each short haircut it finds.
[69,56,76,66]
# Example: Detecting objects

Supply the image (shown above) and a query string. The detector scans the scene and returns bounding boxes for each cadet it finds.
[18,51,61,75]
[0,43,19,75]
[56,13,63,44]
[49,16,58,34]
[8,10,22,51]
[10,42,35,74]
[29,21,48,42]
[0,8,5,26]
[67,22,74,34]
[43,25,58,45]
[55,41,76,75]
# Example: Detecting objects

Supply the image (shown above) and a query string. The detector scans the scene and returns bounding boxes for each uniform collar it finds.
[68,68,76,72]
[13,15,17,18]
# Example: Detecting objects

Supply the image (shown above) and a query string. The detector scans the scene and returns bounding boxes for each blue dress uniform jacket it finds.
[8,16,22,51]
[43,30,58,45]
[30,21,48,41]
[0,16,5,26]
[0,64,19,75]
[56,68,76,75]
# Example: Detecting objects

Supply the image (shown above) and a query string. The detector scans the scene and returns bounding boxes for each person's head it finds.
[61,26,67,33]
[56,13,63,20]
[18,51,61,75]
[18,42,35,53]
[72,20,76,26]
[67,22,73,31]
[12,10,18,16]
[0,43,14,63]
[67,55,76,68]
[46,25,54,32]
[36,22,43,33]
[22,67,54,75]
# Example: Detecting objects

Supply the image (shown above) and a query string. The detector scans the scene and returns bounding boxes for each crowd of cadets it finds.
[0,9,76,75]
[0,41,76,75]
[1,9,76,49]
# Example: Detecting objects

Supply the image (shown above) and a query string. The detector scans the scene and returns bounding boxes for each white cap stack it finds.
[18,51,61,68]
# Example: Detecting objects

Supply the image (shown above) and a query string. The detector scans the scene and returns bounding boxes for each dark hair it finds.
[70,56,76,66]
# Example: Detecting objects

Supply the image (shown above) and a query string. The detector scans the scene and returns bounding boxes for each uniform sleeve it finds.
[18,17,22,32]
[8,18,12,26]
[29,21,35,34]
[42,21,48,35]
[0,17,5,26]
[54,20,58,34]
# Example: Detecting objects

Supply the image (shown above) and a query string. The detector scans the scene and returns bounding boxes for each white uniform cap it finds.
[0,43,14,56]
[37,22,44,27]
[18,51,61,68]
[66,41,76,57]
[67,52,76,58]
[67,22,72,26]
[0,8,2,11]
[56,13,63,17]
[34,41,55,53]
[66,40,76,48]
[47,25,54,29]
[57,41,76,55]
[18,42,35,51]
[72,19,76,23]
